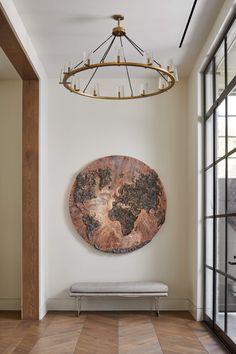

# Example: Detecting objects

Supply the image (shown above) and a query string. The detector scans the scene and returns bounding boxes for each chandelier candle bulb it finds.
[64,63,68,73]
[83,52,92,66]
[116,47,123,63]
[93,84,97,96]
[96,83,100,96]
[83,51,87,63]
[88,52,92,65]
[59,69,63,83]
[70,59,74,70]
[73,77,76,90]
[76,78,80,91]
[174,67,179,81]
[140,83,148,95]
[159,78,164,90]
[117,86,121,98]
[64,63,68,74]
[140,83,145,95]
[145,51,153,65]
[169,58,174,69]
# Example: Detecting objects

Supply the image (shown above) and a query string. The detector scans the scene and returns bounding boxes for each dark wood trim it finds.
[22,80,39,319]
[0,8,39,319]
[0,8,38,80]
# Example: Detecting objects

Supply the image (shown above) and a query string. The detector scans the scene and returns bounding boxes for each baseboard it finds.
[39,302,47,319]
[0,298,21,310]
[189,299,203,321]
[0,297,201,316]
[47,297,189,312]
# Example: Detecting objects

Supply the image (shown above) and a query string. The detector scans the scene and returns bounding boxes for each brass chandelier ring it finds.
[63,62,175,100]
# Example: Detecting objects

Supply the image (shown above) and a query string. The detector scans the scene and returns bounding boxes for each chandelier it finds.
[60,14,178,100]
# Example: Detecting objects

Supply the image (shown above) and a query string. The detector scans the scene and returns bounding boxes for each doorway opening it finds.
[0,7,39,320]
[0,48,22,317]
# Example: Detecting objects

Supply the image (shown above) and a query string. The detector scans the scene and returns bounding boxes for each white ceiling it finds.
[12,0,225,79]
[0,48,20,79]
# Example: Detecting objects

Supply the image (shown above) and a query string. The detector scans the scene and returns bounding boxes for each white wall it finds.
[47,78,189,311]
[0,0,48,318]
[0,79,22,310]
[187,0,236,320]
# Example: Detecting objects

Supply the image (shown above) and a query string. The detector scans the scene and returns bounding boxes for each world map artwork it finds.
[69,156,167,253]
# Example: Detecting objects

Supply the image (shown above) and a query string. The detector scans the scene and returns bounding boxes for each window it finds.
[204,15,236,352]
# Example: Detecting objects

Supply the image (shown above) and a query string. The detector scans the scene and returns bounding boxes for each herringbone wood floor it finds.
[0,311,229,354]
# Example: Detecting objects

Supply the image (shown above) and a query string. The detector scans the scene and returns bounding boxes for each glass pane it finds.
[227,20,236,85]
[216,272,225,330]
[228,88,236,153]
[205,61,213,113]
[228,153,236,215]
[228,217,236,279]
[227,278,236,344]
[205,268,213,319]
[206,219,213,267]
[216,159,225,215]
[216,217,225,272]
[206,167,213,216]
[216,100,226,160]
[206,115,213,166]
[215,43,225,98]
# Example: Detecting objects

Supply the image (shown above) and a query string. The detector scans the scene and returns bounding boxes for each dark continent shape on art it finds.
[69,155,167,253]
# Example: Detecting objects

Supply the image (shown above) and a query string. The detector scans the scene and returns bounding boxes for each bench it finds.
[70,281,168,316]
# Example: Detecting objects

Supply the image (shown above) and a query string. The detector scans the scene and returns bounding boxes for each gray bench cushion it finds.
[70,281,168,294]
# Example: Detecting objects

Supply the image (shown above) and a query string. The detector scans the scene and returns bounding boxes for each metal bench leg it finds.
[154,296,160,317]
[77,296,81,317]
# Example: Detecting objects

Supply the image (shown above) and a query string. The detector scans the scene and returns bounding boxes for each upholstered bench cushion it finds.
[70,281,168,294]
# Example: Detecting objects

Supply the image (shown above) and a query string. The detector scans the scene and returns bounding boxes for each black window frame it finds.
[203,11,236,353]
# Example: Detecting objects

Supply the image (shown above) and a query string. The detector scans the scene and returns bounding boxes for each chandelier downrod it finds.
[112,14,126,37]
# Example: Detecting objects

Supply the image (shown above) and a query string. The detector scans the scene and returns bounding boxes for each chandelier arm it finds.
[124,36,167,83]
[100,35,116,63]
[74,34,114,69]
[153,60,168,82]
[92,34,114,54]
[124,35,144,54]
[153,59,161,67]
[125,36,166,80]
[120,37,133,96]
[83,35,116,93]
[124,35,144,56]
[74,60,84,69]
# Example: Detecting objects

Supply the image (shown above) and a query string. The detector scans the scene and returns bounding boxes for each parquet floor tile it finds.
[188,321,229,354]
[119,313,163,354]
[0,311,231,354]
[74,313,118,354]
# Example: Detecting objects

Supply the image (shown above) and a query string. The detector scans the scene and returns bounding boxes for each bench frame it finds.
[70,292,168,317]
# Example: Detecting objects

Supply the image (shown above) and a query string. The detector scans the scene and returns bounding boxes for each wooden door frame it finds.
[0,8,39,320]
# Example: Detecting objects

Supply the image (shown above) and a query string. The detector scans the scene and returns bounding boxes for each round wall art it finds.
[69,155,166,253]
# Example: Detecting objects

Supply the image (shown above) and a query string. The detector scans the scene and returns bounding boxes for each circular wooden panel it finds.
[69,156,166,253]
